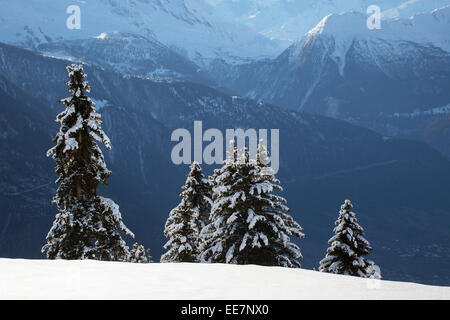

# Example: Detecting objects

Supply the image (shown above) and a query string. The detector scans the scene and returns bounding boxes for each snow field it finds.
[0,259,449,300]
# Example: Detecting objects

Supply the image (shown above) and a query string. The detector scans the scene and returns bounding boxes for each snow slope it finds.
[0,259,449,299]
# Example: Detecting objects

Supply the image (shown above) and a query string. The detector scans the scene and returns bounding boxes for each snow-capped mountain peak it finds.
[288,5,450,75]
[303,5,450,50]
[307,12,367,38]
[204,0,450,43]
[212,5,450,130]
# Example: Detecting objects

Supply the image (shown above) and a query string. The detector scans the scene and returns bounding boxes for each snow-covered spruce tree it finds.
[200,142,305,267]
[319,199,376,277]
[193,162,213,229]
[161,161,212,263]
[128,242,151,263]
[255,142,305,267]
[42,64,134,261]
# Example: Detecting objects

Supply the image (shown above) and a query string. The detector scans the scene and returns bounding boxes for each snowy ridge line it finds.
[205,0,449,45]
[289,5,450,78]
[0,259,449,299]
[392,104,450,118]
[3,182,53,196]
[312,160,399,180]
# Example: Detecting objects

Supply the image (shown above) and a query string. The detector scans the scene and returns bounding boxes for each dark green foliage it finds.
[129,242,152,263]
[319,199,377,277]
[161,161,212,262]
[42,64,134,260]
[200,143,304,267]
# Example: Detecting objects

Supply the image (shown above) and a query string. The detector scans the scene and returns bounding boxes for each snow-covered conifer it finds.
[42,64,134,261]
[161,161,212,263]
[319,199,377,277]
[200,142,304,267]
[129,242,151,263]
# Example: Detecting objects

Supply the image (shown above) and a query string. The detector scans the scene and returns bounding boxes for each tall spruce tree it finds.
[161,161,212,263]
[200,142,304,267]
[319,199,376,277]
[42,64,134,261]
[255,142,305,267]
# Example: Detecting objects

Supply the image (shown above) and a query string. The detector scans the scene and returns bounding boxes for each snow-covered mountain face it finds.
[37,32,214,84]
[290,6,450,71]
[3,0,447,61]
[0,0,284,66]
[2,0,448,83]
[204,0,450,43]
[212,6,450,157]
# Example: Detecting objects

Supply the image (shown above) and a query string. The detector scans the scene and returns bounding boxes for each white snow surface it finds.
[0,258,449,300]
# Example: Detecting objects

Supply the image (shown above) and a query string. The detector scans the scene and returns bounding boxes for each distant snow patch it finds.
[95,32,108,40]
[91,98,110,110]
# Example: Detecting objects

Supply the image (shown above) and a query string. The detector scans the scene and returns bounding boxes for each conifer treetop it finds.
[47,63,112,199]
[200,144,304,267]
[129,242,151,263]
[161,161,211,263]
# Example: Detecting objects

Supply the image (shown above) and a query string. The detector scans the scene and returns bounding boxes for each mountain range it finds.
[204,0,449,42]
[210,6,450,158]
[0,0,284,66]
[0,1,450,285]
[1,42,450,285]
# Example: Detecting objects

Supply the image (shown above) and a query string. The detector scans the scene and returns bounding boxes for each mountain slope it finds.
[205,0,449,43]
[215,6,450,108]
[0,74,57,257]
[1,43,450,285]
[0,0,284,65]
[37,32,214,84]
[0,68,182,259]
[211,6,450,157]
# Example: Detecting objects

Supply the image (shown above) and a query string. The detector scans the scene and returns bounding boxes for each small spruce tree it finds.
[161,161,212,263]
[200,142,304,267]
[319,199,376,277]
[42,64,134,261]
[129,242,151,263]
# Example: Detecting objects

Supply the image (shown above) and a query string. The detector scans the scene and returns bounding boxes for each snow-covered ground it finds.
[0,259,449,299]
